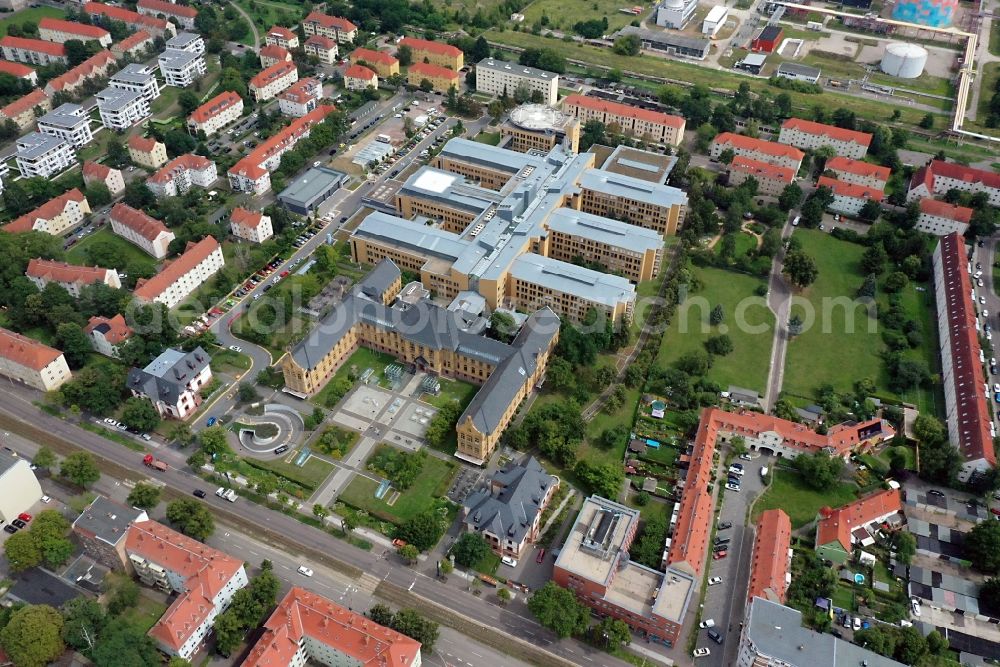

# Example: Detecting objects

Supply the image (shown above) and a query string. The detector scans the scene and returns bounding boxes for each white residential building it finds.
[109,64,161,103]
[303,34,338,64]
[158,48,206,87]
[127,347,213,419]
[1,188,90,235]
[475,58,559,106]
[26,258,120,297]
[165,31,205,55]
[249,61,298,102]
[136,0,198,30]
[816,176,883,217]
[37,103,93,148]
[0,449,43,523]
[0,327,71,393]
[230,207,273,243]
[147,154,218,198]
[778,118,872,160]
[907,160,1000,206]
[84,314,132,358]
[916,197,973,237]
[265,25,299,49]
[0,35,67,65]
[15,132,75,179]
[301,12,357,43]
[110,203,175,258]
[82,160,126,196]
[96,86,150,131]
[38,17,112,47]
[277,77,321,117]
[344,64,377,91]
[133,237,224,308]
[187,90,243,137]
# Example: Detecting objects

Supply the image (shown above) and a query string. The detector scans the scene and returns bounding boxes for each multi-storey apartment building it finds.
[125,520,247,659]
[110,203,175,258]
[815,175,883,216]
[399,36,463,69]
[158,47,205,87]
[264,25,298,49]
[477,58,558,106]
[83,160,125,196]
[147,153,217,198]
[0,89,50,131]
[908,159,1000,206]
[96,86,150,130]
[915,197,972,236]
[15,132,75,179]
[350,47,399,77]
[825,156,890,190]
[778,117,872,159]
[109,63,161,103]
[277,77,321,117]
[127,347,212,418]
[0,59,37,86]
[84,314,133,358]
[2,188,90,235]
[301,12,357,43]
[128,135,168,169]
[26,258,120,297]
[406,61,459,93]
[563,94,685,146]
[137,0,197,29]
[83,2,176,38]
[44,49,117,97]
[242,588,422,667]
[37,103,92,148]
[710,132,804,171]
[0,36,67,65]
[230,207,273,243]
[249,60,298,102]
[0,327,71,391]
[544,207,663,282]
[133,237,224,308]
[38,17,111,47]
[933,232,995,482]
[71,496,147,571]
[187,90,243,136]
[165,31,205,55]
[258,44,290,68]
[508,253,634,323]
[344,64,377,90]
[111,30,154,59]
[302,34,338,64]
[746,509,791,603]
[728,155,794,196]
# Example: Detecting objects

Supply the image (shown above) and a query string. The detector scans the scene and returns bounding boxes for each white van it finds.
[760,466,769,480]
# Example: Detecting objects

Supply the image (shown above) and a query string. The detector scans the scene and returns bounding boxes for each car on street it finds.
[535,549,546,563]
[726,482,740,491]
[274,445,289,455]
[40,495,50,503]
[297,566,314,577]
[3,525,16,534]
[981,296,987,305]
[739,453,752,460]
[11,519,26,529]
[18,513,32,522]
[229,345,243,353]
[693,648,710,657]
[713,550,727,560]
[193,489,207,498]
[707,629,723,644]
[927,489,945,497]
[708,576,723,585]
[206,416,217,427]
[699,619,715,628]
[718,521,732,530]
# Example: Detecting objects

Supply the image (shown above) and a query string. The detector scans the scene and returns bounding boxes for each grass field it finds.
[210,347,252,372]
[977,62,999,129]
[247,453,335,490]
[519,0,646,34]
[580,385,642,466]
[311,347,397,406]
[473,131,501,145]
[235,0,304,33]
[655,265,774,394]
[753,468,858,528]
[0,7,65,36]
[65,227,158,275]
[990,18,1000,57]
[421,377,477,409]
[340,447,457,523]
[715,232,757,259]
[795,49,954,100]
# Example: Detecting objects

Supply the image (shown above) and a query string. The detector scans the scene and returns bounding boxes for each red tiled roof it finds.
[351,47,397,66]
[408,61,458,81]
[713,132,804,161]
[0,326,62,370]
[27,258,113,286]
[228,105,335,181]
[259,44,290,62]
[137,0,197,18]
[826,156,890,183]
[664,409,717,577]
[730,155,794,184]
[85,314,132,344]
[84,3,169,31]
[110,202,170,241]
[188,90,242,124]
[345,64,376,81]
[816,175,883,201]
[147,153,214,184]
[38,17,110,39]
[815,489,901,553]
[133,236,220,300]
[45,49,115,92]
[919,197,973,224]
[126,521,243,652]
[0,89,48,120]
[266,25,296,41]
[399,36,461,58]
[782,117,872,147]
[304,34,336,50]
[0,36,66,57]
[82,160,111,182]
[937,232,995,468]
[747,509,791,604]
[564,94,684,129]
[243,587,421,667]
[303,12,356,32]
[249,61,297,90]
[913,159,1000,193]
[113,30,153,53]
[128,134,159,153]
[3,188,86,233]
[231,207,266,228]
[0,60,33,78]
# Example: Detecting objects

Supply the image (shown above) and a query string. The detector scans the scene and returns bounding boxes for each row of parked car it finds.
[2,512,33,535]
[101,417,152,441]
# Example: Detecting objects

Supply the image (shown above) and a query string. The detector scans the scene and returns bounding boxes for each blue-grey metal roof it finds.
[436,137,546,176]
[158,48,199,69]
[357,257,398,302]
[126,346,211,407]
[111,64,157,85]
[277,166,346,208]
[463,456,558,543]
[38,103,88,129]
[166,32,201,49]
[16,132,67,159]
[578,168,689,209]
[97,86,143,112]
[354,212,470,262]
[476,57,559,82]
[510,253,635,305]
[399,167,502,214]
[71,496,145,545]
[546,207,663,254]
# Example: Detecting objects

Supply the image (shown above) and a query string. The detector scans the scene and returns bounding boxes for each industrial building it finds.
[702,5,729,35]
[277,166,348,215]
[751,25,783,52]
[775,61,820,83]
[654,0,697,29]
[615,26,710,59]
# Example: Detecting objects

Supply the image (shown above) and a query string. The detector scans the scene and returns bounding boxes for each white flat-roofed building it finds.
[165,31,204,55]
[475,57,559,106]
[37,103,92,148]
[158,48,205,87]
[96,86,150,131]
[109,64,161,103]
[703,5,729,35]
[16,131,75,179]
[0,326,71,392]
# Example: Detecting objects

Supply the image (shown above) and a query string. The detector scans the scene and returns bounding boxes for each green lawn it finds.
[473,131,501,146]
[655,264,775,394]
[991,18,1000,57]
[0,7,65,36]
[753,468,858,528]
[339,446,458,523]
[234,0,304,32]
[245,452,335,491]
[311,347,397,407]
[472,550,501,575]
[421,377,477,409]
[65,227,158,275]
[976,62,1000,132]
[209,347,252,372]
[580,385,642,466]
[519,0,647,33]
[715,232,757,259]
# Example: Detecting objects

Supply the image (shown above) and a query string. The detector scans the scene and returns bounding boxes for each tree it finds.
[574,459,623,498]
[120,397,159,432]
[966,519,1000,573]
[60,451,100,488]
[4,531,41,571]
[178,90,201,115]
[451,532,490,568]
[919,113,934,129]
[33,446,55,469]
[212,609,243,657]
[165,499,215,541]
[0,605,64,667]
[237,382,259,403]
[783,249,818,288]
[419,78,433,93]
[488,310,516,343]
[106,578,139,616]
[717,147,735,164]
[84,181,112,208]
[592,616,631,648]
[64,39,92,66]
[528,582,590,638]
[704,334,733,356]
[389,609,439,652]
[860,243,888,275]
[778,182,803,211]
[892,531,916,566]
[497,587,512,606]
[312,503,329,520]
[710,304,724,325]
[397,44,412,65]
[162,129,196,156]
[793,451,844,491]
[127,482,162,510]
[396,510,445,551]
[55,323,93,369]
[612,34,640,56]
[600,424,629,450]
[60,598,105,651]
[399,544,419,565]
[980,577,1000,616]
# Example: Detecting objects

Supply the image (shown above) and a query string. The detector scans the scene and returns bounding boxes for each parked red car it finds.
[712,550,727,560]
[535,548,546,564]
[17,513,32,522]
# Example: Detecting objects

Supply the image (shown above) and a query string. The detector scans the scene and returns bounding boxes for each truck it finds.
[376,134,391,143]
[215,487,238,502]
[142,454,168,472]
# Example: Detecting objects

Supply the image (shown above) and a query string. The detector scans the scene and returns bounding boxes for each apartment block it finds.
[137,0,197,28]
[133,236,224,308]
[0,36,67,65]
[147,153,217,198]
[2,188,90,235]
[0,89,50,131]
[38,17,111,47]
[710,132,804,171]
[249,61,298,102]
[96,86,150,131]
[543,207,664,282]
[37,103,92,148]
[165,31,205,55]
[16,132,75,179]
[915,197,972,236]
[158,48,206,87]
[84,314,132,358]
[728,155,794,197]
[816,175,883,216]
[301,12,357,43]
[476,57,558,106]
[264,25,298,49]
[778,117,872,159]
[230,206,273,243]
[127,347,212,419]
[825,156,890,190]
[575,169,687,236]
[128,135,168,169]
[302,34,338,64]
[44,49,117,97]
[71,496,146,570]
[258,44,291,68]
[350,47,399,77]
[399,36,463,69]
[407,61,459,93]
[0,59,37,86]
[563,94,685,147]
[110,203,175,258]
[747,509,791,603]
[815,489,901,564]
[344,64,377,90]
[26,258,120,297]
[187,90,243,136]
[83,2,176,38]
[908,159,1000,206]
[277,77,321,117]
[109,63,162,103]
[0,326,71,391]
[111,30,153,59]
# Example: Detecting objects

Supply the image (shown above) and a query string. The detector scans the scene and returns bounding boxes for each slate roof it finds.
[127,346,210,406]
[463,456,557,543]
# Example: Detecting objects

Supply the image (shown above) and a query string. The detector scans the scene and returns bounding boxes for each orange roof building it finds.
[187,90,243,137]
[265,25,298,49]
[112,30,154,59]
[406,61,459,94]
[815,489,901,563]
[916,197,973,236]
[747,509,792,603]
[45,49,117,96]
[38,17,111,47]
[137,0,197,28]
[563,94,685,146]
[710,132,804,171]
[85,314,133,358]
[277,77,322,117]
[0,326,71,391]
[241,587,422,667]
[259,44,291,68]
[83,2,176,37]
[109,202,175,259]
[350,47,399,77]
[230,207,273,243]
[133,236,224,308]
[825,156,891,190]
[399,36,463,69]
[303,34,338,64]
[729,155,795,196]
[816,175,883,216]
[126,520,247,660]
[0,36,67,65]
[128,134,168,169]
[344,64,377,90]
[0,59,36,84]
[26,258,121,297]
[908,159,1000,207]
[146,153,218,198]
[0,88,51,130]
[249,60,298,102]
[3,188,90,236]
[83,160,125,196]
[779,117,872,160]
[302,12,357,43]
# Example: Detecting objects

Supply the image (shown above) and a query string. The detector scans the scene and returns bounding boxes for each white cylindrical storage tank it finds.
[880,43,928,79]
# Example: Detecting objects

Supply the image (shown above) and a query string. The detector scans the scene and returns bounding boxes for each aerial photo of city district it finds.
[3,0,1000,665]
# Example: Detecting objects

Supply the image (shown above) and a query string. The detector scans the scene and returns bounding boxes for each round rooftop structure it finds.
[662,0,685,8]
[880,42,928,79]
[509,104,568,131]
